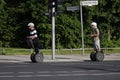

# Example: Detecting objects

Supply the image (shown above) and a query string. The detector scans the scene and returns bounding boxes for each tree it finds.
[0,0,8,47]
[0,0,120,48]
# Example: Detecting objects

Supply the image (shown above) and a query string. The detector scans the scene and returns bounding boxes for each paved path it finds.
[0,54,120,63]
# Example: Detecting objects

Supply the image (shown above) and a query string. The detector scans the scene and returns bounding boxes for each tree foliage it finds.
[0,0,120,48]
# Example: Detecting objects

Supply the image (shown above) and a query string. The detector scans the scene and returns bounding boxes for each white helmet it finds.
[91,22,97,27]
[28,22,34,27]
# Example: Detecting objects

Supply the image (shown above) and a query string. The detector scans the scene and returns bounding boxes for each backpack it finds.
[99,30,102,40]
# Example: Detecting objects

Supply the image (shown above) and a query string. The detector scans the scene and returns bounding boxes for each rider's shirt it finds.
[29,29,38,38]
[92,28,99,41]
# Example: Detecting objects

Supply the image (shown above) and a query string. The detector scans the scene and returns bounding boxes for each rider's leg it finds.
[34,47,40,53]
[27,39,34,49]
[94,39,101,53]
[33,38,40,53]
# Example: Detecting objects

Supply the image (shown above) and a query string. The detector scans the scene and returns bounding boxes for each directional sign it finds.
[81,0,98,6]
[67,6,79,11]
[45,13,49,16]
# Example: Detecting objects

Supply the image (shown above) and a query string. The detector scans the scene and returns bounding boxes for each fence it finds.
[55,48,120,54]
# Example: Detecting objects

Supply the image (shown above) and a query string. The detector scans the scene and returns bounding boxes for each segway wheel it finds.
[34,52,44,63]
[90,52,96,61]
[95,51,104,61]
[30,52,44,63]
[30,53,36,62]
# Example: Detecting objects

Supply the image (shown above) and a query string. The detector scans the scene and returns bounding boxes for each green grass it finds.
[0,48,52,55]
[0,48,30,55]
[103,49,120,54]
[0,48,120,55]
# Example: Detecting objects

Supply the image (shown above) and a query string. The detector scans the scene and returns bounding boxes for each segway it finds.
[90,51,104,61]
[30,51,44,63]
[27,38,44,63]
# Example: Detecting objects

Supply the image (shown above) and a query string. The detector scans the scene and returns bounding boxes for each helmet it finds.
[28,22,34,27]
[91,22,97,27]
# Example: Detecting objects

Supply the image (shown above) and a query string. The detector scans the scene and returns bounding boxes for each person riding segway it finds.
[26,22,44,63]
[89,22,104,61]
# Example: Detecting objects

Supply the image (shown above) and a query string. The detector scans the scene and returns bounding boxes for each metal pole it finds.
[52,1,55,60]
[80,0,84,56]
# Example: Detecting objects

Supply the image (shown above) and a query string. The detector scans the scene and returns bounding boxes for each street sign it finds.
[45,13,49,16]
[67,6,79,11]
[81,0,98,6]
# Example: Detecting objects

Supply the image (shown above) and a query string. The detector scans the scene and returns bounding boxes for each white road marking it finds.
[18,72,33,74]
[56,74,70,76]
[0,76,14,78]
[36,74,54,77]
[55,71,68,73]
[0,72,14,74]
[17,75,34,77]
[5,65,28,68]
[0,71,120,78]
[37,71,51,73]
[71,71,87,73]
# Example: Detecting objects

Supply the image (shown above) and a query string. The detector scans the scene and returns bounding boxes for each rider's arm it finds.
[90,29,99,37]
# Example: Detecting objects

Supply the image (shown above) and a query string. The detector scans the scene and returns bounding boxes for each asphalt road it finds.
[0,60,120,80]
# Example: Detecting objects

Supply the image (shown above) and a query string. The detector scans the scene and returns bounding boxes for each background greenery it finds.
[0,0,120,49]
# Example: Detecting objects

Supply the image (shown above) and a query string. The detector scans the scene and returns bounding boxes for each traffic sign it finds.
[81,0,98,6]
[67,6,79,11]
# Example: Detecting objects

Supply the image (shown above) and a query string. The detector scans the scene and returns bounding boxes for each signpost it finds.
[80,1,84,56]
[80,0,98,56]
[67,1,98,56]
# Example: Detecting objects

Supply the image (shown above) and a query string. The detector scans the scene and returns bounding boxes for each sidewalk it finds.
[0,54,120,63]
